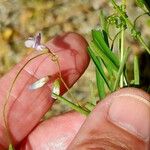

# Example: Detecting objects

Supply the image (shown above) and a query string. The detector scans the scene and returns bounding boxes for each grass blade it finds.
[134,55,140,85]
[92,30,120,70]
[96,68,106,100]
[87,47,113,91]
[89,42,119,71]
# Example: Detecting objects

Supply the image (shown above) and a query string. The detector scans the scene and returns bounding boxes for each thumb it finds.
[68,88,150,150]
[17,88,149,150]
[0,32,90,149]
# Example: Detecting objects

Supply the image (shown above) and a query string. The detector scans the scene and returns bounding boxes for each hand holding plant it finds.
[0,0,150,149]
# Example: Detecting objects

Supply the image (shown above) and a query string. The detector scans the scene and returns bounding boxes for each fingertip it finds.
[18,112,85,150]
[45,32,90,74]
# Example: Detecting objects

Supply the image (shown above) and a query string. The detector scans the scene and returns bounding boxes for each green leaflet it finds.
[89,42,119,72]
[87,47,113,91]
[96,69,105,100]
[92,30,120,70]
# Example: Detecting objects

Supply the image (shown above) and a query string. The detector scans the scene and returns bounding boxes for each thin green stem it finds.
[111,30,122,50]
[113,48,130,91]
[134,55,140,85]
[120,27,125,87]
[52,93,90,116]
[110,0,150,54]
[120,0,126,87]
[133,12,149,27]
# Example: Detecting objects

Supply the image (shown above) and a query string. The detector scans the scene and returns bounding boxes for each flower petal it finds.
[29,76,50,90]
[36,45,46,51]
[24,38,35,48]
[34,33,41,48]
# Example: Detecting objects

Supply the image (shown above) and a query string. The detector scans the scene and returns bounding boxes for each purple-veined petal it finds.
[34,33,41,48]
[25,33,44,51]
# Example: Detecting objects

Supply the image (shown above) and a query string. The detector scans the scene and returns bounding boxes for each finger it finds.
[17,112,85,150]
[0,32,90,149]
[68,88,150,150]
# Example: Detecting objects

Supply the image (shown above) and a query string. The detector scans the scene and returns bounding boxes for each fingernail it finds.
[108,94,150,142]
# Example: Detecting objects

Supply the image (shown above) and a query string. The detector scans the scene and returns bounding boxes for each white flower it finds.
[25,33,46,51]
[29,76,50,90]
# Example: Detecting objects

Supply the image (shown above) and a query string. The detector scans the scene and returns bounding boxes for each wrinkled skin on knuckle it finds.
[69,132,131,150]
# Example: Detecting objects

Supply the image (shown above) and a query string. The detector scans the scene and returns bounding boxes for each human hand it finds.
[0,32,149,150]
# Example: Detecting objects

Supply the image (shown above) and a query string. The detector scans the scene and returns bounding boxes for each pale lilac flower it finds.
[25,33,46,51]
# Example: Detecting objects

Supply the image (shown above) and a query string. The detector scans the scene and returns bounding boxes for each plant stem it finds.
[110,0,150,54]
[134,55,140,85]
[85,102,95,111]
[120,26,125,87]
[113,48,130,91]
[120,0,126,87]
[52,93,90,116]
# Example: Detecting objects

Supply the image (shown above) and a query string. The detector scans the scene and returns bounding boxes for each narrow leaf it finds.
[87,47,113,91]
[102,30,109,47]
[92,30,120,70]
[89,42,118,71]
[101,30,114,76]
[96,68,106,100]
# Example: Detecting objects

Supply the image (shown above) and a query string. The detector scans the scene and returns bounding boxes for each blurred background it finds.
[0,0,150,117]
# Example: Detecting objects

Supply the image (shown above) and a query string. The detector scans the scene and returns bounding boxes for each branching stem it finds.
[110,0,150,54]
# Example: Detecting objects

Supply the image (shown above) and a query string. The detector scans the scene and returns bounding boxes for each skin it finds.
[0,32,149,150]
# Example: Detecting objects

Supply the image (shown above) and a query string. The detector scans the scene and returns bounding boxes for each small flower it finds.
[29,76,50,90]
[25,33,46,51]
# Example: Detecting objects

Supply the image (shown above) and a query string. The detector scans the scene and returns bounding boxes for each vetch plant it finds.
[1,0,149,149]
[52,0,150,115]
[88,0,150,99]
